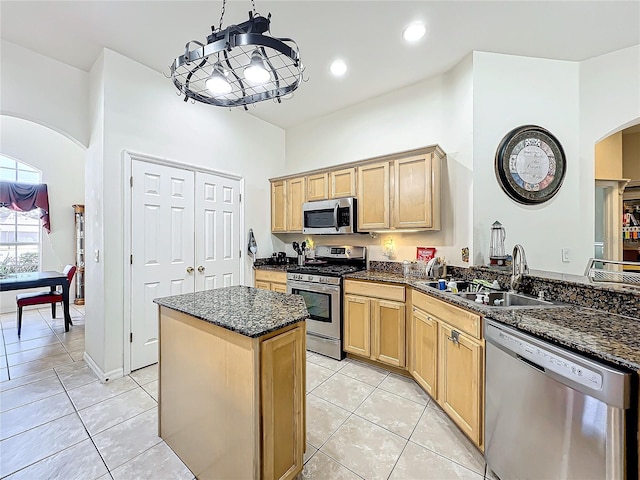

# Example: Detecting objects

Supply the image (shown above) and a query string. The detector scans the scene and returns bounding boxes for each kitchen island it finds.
[153,286,309,480]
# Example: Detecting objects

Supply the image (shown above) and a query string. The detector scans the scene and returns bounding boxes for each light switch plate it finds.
[94,250,100,262]
[562,248,570,263]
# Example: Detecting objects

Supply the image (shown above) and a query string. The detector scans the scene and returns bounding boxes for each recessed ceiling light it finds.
[403,22,426,43]
[330,59,348,77]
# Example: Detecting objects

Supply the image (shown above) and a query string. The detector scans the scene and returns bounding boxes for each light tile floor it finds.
[0,306,496,480]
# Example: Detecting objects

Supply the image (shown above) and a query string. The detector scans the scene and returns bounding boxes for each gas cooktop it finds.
[286,245,367,279]
[287,264,364,277]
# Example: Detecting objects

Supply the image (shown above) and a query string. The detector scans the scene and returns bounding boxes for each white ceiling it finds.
[1,1,639,129]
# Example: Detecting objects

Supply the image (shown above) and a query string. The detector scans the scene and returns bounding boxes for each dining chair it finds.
[16,264,76,337]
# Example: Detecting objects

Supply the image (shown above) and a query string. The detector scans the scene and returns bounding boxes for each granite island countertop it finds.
[154,286,309,338]
[345,270,640,371]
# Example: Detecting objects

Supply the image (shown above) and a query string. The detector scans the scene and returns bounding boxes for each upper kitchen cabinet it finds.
[357,147,444,231]
[286,177,306,232]
[271,177,306,233]
[394,153,441,229]
[358,162,390,230]
[307,173,329,202]
[271,180,287,232]
[330,167,357,199]
[270,145,444,233]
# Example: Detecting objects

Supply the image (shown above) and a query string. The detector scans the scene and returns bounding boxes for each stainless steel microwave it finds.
[302,197,357,234]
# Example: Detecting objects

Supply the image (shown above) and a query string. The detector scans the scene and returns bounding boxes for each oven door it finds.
[287,280,341,339]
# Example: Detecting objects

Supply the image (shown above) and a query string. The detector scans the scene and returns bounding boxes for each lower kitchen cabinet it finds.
[255,270,287,293]
[343,280,406,368]
[411,289,484,449]
[438,321,483,447]
[410,307,438,398]
[344,294,371,357]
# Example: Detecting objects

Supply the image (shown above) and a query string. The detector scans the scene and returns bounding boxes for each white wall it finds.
[0,116,85,312]
[472,52,581,273]
[84,52,106,370]
[579,45,640,261]
[285,58,474,266]
[86,49,286,376]
[0,40,89,146]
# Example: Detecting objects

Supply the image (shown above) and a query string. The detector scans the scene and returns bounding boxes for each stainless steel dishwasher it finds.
[485,320,634,480]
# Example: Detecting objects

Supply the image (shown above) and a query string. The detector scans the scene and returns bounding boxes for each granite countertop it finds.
[154,286,309,338]
[252,264,292,272]
[345,270,640,371]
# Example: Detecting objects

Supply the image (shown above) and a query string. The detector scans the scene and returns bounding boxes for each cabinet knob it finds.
[186,266,194,274]
[198,266,205,273]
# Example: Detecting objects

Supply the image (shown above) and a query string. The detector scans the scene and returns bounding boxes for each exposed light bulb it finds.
[330,59,347,77]
[206,64,232,95]
[244,50,270,85]
[403,22,426,42]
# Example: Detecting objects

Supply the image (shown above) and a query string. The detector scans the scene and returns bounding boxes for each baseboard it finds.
[83,351,124,383]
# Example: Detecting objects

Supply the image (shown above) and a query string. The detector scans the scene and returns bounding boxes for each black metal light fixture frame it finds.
[170,8,303,109]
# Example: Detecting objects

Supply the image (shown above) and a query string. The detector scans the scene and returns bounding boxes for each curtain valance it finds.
[0,181,51,233]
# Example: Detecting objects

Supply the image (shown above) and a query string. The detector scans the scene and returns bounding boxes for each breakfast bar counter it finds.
[154,286,308,480]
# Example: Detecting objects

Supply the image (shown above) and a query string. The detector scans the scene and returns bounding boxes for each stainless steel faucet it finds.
[510,244,529,292]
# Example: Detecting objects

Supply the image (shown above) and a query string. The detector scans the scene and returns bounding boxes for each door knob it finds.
[186,266,194,274]
[198,266,205,273]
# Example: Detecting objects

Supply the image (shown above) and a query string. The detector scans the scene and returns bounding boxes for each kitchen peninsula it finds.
[153,286,309,480]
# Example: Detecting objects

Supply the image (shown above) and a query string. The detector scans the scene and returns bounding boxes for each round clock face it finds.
[495,125,566,204]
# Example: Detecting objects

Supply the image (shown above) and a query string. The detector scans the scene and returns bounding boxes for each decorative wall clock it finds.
[494,125,566,205]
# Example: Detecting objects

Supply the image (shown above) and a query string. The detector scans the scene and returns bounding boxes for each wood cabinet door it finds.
[255,280,271,290]
[271,283,287,294]
[330,167,356,198]
[372,299,405,367]
[271,180,287,232]
[306,173,328,201]
[261,326,305,480]
[394,154,434,228]
[411,307,438,398]
[343,294,371,357]
[438,322,483,446]
[286,177,306,232]
[357,162,390,230]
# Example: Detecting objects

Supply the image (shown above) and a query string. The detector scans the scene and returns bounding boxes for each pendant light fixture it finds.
[170,0,304,109]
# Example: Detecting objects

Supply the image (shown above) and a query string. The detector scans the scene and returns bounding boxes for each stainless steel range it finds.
[287,246,366,360]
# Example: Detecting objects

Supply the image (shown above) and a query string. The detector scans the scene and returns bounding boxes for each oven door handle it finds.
[288,280,341,295]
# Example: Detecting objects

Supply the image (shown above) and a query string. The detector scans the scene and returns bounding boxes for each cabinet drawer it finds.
[344,280,405,302]
[255,270,287,285]
[412,290,481,339]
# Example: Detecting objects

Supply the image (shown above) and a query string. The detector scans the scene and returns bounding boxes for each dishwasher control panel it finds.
[495,329,603,390]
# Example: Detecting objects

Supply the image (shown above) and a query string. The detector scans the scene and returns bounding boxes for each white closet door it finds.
[130,160,195,371]
[194,172,241,291]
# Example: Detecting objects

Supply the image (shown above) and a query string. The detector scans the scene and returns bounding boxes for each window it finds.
[0,156,42,274]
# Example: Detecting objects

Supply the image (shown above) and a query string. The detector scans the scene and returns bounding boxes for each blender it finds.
[489,221,508,266]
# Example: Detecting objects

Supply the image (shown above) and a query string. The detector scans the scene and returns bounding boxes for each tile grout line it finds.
[53,366,114,478]
[406,406,487,478]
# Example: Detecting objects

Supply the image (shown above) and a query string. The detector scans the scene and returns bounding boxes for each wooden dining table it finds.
[0,271,72,332]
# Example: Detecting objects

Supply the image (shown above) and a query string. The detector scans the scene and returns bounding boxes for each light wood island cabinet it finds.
[344,280,406,368]
[155,287,308,480]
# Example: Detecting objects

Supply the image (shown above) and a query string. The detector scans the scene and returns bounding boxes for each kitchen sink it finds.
[454,291,553,307]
